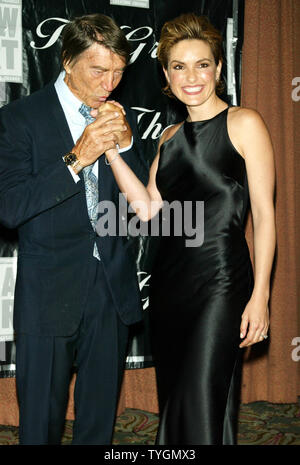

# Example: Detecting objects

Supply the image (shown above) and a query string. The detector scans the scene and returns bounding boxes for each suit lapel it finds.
[46,82,85,182]
[46,84,73,151]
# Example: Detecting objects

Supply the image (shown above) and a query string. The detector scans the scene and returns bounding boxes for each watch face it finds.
[64,153,77,165]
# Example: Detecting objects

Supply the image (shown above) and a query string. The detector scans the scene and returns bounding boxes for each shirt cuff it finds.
[67,165,81,183]
[118,136,133,153]
[62,157,81,183]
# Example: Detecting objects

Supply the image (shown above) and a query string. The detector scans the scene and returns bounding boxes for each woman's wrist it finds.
[250,288,270,303]
[105,148,120,166]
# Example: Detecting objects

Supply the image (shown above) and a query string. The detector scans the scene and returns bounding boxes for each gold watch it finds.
[63,152,78,166]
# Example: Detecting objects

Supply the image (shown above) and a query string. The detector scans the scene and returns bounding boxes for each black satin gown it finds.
[149,107,254,445]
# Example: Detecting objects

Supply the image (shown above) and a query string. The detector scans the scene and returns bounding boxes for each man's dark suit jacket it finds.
[0,81,148,336]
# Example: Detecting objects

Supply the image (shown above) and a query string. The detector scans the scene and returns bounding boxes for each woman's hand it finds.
[239,295,270,348]
[91,101,132,148]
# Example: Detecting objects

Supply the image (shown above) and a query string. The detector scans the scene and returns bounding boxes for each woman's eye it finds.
[199,63,209,68]
[173,64,183,70]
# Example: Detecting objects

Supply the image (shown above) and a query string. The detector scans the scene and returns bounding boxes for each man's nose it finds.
[102,73,115,92]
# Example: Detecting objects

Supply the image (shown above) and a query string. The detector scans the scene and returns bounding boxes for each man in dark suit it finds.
[0,14,147,445]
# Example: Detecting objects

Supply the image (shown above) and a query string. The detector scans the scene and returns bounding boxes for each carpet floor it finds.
[0,402,299,445]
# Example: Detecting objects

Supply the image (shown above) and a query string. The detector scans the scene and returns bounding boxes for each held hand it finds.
[95,101,132,149]
[104,100,126,115]
[72,109,127,170]
[239,296,270,348]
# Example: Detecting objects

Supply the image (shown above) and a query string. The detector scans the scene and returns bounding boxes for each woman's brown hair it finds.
[157,13,224,97]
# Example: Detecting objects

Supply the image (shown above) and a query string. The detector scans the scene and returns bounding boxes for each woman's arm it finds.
[104,123,181,221]
[105,147,163,221]
[233,109,276,348]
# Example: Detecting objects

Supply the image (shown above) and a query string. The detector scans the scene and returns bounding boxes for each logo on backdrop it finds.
[0,257,16,342]
[0,0,23,83]
[137,271,150,310]
[132,107,164,140]
[110,0,150,9]
[30,17,158,64]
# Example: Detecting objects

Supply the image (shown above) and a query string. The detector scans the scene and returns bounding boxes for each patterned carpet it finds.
[0,402,299,445]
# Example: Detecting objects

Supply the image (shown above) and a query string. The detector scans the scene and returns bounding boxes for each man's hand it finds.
[96,101,132,149]
[71,108,127,172]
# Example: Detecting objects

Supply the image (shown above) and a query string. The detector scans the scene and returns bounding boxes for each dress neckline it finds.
[185,106,230,124]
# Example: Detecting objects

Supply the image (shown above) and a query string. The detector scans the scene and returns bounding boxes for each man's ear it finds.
[63,59,72,75]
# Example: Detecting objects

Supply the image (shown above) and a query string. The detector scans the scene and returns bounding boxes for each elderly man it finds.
[0,14,147,445]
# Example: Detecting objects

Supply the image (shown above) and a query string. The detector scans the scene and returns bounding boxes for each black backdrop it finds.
[0,0,244,376]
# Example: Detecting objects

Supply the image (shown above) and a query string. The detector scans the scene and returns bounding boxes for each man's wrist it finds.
[71,159,84,174]
[63,151,84,174]
[118,136,133,152]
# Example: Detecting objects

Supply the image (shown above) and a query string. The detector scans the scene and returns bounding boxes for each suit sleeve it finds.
[0,106,82,229]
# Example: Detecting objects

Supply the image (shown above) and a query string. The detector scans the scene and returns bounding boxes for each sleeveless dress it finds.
[149,107,254,445]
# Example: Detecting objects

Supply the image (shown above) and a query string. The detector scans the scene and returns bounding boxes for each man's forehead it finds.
[82,42,126,67]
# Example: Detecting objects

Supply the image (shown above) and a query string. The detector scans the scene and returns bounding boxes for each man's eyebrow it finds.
[90,65,126,71]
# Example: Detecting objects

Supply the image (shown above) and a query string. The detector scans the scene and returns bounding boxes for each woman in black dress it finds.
[102,13,276,445]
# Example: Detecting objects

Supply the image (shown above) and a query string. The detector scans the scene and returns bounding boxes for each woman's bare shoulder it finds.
[227,106,272,160]
[159,122,185,147]
[228,106,265,126]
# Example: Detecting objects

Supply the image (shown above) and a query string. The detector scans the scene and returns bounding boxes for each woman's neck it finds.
[186,95,227,122]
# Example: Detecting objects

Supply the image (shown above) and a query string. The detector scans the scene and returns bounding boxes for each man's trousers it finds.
[16,259,129,445]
